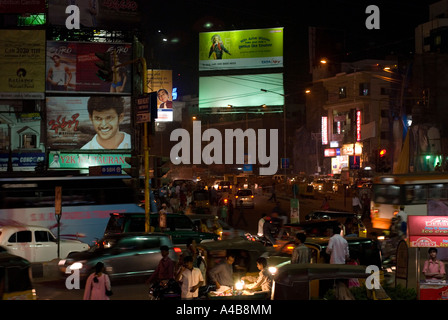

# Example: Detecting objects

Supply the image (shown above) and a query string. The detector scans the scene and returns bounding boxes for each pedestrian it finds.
[83,262,112,300]
[423,248,446,280]
[227,199,234,226]
[257,213,268,237]
[321,196,330,210]
[291,232,310,264]
[397,205,407,236]
[268,182,277,202]
[242,257,273,292]
[208,253,235,290]
[235,200,248,227]
[175,255,204,299]
[352,193,361,215]
[326,225,349,264]
[159,203,167,231]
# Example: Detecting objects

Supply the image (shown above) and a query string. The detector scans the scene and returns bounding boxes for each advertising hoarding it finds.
[46,96,132,150]
[199,27,284,71]
[46,41,132,94]
[147,69,173,122]
[0,30,45,99]
[199,73,284,108]
[47,0,141,29]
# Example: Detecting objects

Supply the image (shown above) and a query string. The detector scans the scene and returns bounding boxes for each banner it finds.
[48,151,131,169]
[408,216,448,247]
[46,41,132,94]
[0,30,45,99]
[147,69,173,122]
[199,27,284,71]
[46,96,132,150]
[0,152,45,170]
[48,0,141,29]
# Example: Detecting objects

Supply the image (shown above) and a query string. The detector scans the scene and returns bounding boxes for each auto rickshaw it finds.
[0,247,36,300]
[192,189,211,214]
[196,238,271,299]
[271,263,370,300]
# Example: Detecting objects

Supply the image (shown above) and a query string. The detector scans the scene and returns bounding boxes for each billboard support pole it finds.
[139,57,151,233]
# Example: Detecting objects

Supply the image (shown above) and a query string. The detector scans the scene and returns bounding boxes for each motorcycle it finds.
[148,279,181,300]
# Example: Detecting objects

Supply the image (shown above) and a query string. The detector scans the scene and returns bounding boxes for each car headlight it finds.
[68,261,86,271]
[268,267,278,275]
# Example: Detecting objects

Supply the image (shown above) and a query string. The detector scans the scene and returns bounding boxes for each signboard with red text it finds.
[408,216,448,248]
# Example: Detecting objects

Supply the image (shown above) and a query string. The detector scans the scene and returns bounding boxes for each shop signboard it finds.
[48,152,131,170]
[408,216,448,247]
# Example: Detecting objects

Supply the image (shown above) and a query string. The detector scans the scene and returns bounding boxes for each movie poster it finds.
[46,96,132,150]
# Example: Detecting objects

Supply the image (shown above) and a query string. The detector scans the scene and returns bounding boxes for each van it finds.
[104,212,218,244]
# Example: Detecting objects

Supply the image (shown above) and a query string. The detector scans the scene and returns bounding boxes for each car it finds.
[217,181,233,194]
[191,189,211,213]
[104,212,219,244]
[312,179,325,192]
[0,225,89,263]
[0,247,37,300]
[234,189,254,208]
[58,232,180,281]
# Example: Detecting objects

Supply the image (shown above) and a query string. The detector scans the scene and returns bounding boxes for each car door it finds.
[6,231,34,262]
[106,236,162,277]
[34,230,57,262]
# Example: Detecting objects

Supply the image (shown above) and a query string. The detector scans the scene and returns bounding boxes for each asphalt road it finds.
[32,189,372,300]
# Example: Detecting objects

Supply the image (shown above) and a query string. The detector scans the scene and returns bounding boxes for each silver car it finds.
[235,189,255,209]
[58,232,179,281]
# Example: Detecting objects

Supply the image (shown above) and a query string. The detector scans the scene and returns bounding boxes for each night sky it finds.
[140,0,437,97]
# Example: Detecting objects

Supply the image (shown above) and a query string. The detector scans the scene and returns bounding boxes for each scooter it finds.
[148,279,181,300]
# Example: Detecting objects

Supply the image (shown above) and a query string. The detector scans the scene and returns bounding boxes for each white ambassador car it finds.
[0,225,89,263]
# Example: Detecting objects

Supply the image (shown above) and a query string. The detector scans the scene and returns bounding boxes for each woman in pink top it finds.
[423,248,446,280]
[83,262,112,300]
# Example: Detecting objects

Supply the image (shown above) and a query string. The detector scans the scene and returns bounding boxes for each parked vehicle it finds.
[271,264,370,300]
[234,189,254,209]
[266,236,382,272]
[0,225,89,263]
[0,247,36,300]
[104,212,218,244]
[58,232,180,282]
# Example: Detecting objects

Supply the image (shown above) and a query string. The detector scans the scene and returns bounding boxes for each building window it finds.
[359,83,370,96]
[22,134,37,149]
[339,87,346,99]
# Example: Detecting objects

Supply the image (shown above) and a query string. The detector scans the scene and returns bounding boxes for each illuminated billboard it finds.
[199,73,284,108]
[147,69,173,122]
[46,41,132,94]
[199,27,284,71]
[0,30,45,99]
[46,96,132,151]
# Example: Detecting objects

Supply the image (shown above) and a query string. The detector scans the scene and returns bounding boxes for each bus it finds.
[370,173,448,229]
[0,175,144,246]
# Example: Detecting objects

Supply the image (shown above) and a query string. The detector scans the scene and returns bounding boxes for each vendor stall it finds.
[408,216,448,300]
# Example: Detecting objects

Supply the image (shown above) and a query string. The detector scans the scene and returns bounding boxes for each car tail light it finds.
[174,247,182,254]
[251,195,254,198]
[235,195,238,199]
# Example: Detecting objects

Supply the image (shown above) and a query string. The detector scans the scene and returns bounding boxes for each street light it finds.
[260,89,287,175]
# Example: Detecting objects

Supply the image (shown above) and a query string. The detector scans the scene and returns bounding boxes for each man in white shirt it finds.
[326,225,349,264]
[175,255,204,299]
[81,96,131,150]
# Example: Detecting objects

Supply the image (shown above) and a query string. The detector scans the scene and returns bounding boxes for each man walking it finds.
[326,225,349,264]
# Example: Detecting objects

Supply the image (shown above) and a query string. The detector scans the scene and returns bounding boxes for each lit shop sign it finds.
[48,152,131,170]
[324,148,341,157]
[330,141,339,148]
[341,143,362,156]
[321,116,328,145]
[408,216,448,247]
[356,110,362,142]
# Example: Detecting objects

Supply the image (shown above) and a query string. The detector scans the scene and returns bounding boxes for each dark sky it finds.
[140,0,437,97]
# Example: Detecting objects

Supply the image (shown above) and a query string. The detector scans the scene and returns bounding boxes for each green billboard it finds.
[199,27,283,71]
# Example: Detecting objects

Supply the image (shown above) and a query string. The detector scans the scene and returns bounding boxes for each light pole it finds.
[260,89,287,176]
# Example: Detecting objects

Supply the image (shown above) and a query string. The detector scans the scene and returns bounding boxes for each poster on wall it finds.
[46,41,132,94]
[46,96,132,150]
[47,0,141,29]
[0,30,45,99]
[199,27,284,71]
